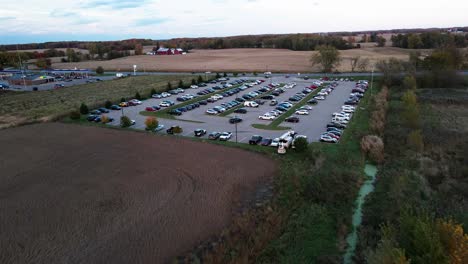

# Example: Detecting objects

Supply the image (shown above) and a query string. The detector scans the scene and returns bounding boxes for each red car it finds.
[145,107,156,112]
[310,85,318,89]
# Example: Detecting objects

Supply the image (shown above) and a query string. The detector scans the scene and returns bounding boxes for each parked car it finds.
[206,109,218,115]
[110,105,121,110]
[155,124,165,131]
[119,102,128,107]
[295,109,309,115]
[269,138,280,147]
[259,114,275,120]
[145,106,157,112]
[260,138,273,146]
[314,96,326,100]
[285,116,300,123]
[194,129,207,137]
[269,100,278,106]
[244,101,259,107]
[90,110,101,115]
[307,99,318,105]
[129,99,142,105]
[229,117,243,124]
[219,132,233,141]
[166,126,182,134]
[234,108,247,114]
[208,131,221,140]
[86,115,98,121]
[169,109,182,116]
[249,135,263,145]
[320,135,338,143]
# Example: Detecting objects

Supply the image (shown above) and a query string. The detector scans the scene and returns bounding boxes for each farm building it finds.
[156,48,184,55]
[8,74,55,86]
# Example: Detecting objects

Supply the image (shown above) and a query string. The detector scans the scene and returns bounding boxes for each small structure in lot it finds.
[156,47,185,55]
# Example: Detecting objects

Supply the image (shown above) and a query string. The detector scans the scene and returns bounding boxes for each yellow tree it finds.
[436,219,468,264]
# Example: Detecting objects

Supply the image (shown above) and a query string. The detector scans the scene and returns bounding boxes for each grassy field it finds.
[51,47,428,73]
[0,75,192,128]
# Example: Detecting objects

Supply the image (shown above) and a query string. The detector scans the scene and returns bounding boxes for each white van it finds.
[244,101,259,108]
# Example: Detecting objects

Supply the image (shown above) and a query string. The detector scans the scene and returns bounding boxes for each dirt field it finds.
[52,47,429,73]
[0,123,276,264]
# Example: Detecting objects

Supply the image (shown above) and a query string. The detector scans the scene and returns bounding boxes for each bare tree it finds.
[311,45,341,73]
[350,56,360,72]
[358,58,370,72]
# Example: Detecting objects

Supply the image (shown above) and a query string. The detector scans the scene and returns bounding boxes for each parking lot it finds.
[1,75,115,91]
[99,76,359,145]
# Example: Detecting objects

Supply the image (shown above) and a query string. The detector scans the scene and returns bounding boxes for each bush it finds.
[150,88,156,96]
[253,71,258,76]
[191,79,196,85]
[407,130,424,152]
[144,117,158,131]
[233,72,239,77]
[135,92,141,100]
[294,137,308,152]
[173,126,183,134]
[101,115,110,124]
[178,80,184,88]
[223,72,227,77]
[167,82,172,90]
[361,135,385,164]
[120,97,126,103]
[197,75,203,83]
[69,111,81,120]
[79,103,89,115]
[216,72,221,79]
[104,100,112,109]
[96,66,104,75]
[120,116,132,128]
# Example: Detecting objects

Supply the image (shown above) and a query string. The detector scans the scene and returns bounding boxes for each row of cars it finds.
[320,80,369,143]
[205,80,277,115]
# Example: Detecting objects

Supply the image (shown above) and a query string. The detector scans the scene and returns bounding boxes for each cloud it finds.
[85,0,149,9]
[50,10,76,17]
[0,16,15,21]
[133,17,170,26]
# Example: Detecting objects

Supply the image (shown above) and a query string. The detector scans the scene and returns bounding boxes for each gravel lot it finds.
[102,76,356,143]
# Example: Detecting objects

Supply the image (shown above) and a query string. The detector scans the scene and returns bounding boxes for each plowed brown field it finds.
[0,123,276,264]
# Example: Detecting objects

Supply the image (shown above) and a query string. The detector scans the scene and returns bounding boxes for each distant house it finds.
[156,47,185,55]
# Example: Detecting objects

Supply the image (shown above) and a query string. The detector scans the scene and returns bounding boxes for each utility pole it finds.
[370,65,374,97]
[235,116,238,143]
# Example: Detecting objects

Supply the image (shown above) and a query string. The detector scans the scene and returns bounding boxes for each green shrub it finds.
[178,80,184,88]
[120,97,126,103]
[145,117,158,131]
[294,137,309,152]
[197,75,203,83]
[191,79,196,85]
[70,111,81,120]
[79,103,89,115]
[150,88,157,96]
[223,72,227,77]
[96,66,104,75]
[120,116,132,128]
[167,82,172,90]
[135,92,141,100]
[233,72,239,77]
[216,72,221,79]
[104,100,112,109]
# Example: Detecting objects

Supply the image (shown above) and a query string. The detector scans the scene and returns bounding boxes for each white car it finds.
[206,109,218,115]
[130,120,136,126]
[161,92,171,97]
[295,109,309,115]
[129,99,142,105]
[314,96,326,100]
[244,101,259,107]
[342,108,355,113]
[259,114,275,120]
[300,105,313,110]
[152,93,162,99]
[320,135,338,143]
[270,138,280,147]
[219,132,232,141]
[331,117,349,124]
[318,92,328,96]
[190,85,199,89]
[159,102,171,107]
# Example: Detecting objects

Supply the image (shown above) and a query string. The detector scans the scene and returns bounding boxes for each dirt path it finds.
[0,123,276,264]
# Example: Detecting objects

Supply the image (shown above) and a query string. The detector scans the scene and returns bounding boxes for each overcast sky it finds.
[0,0,467,44]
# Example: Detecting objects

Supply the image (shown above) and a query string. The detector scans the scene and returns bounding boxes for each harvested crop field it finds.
[52,47,429,73]
[0,123,276,264]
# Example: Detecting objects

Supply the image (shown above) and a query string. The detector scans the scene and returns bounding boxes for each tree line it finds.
[391,31,468,49]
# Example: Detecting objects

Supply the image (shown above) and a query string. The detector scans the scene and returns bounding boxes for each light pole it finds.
[133,65,137,76]
[235,116,238,143]
[370,65,374,97]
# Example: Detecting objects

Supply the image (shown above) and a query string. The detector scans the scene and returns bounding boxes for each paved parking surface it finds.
[3,76,115,91]
[103,77,355,143]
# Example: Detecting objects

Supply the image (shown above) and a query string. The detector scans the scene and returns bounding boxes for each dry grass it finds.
[0,123,276,264]
[361,135,385,164]
[0,75,191,127]
[52,47,431,73]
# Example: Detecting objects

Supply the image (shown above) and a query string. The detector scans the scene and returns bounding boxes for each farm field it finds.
[52,47,430,73]
[0,75,192,128]
[0,123,276,264]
